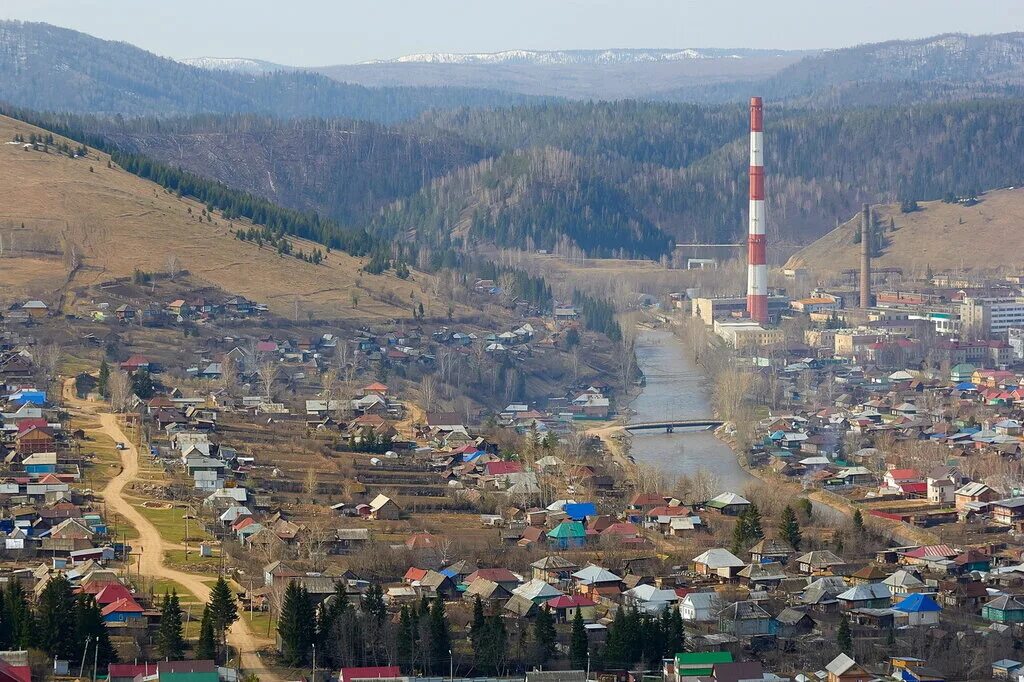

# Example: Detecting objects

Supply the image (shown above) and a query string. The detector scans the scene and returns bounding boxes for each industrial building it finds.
[691,295,789,327]
[961,296,1024,338]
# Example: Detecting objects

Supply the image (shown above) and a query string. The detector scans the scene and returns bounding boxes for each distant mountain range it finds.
[359,48,795,65]
[178,56,287,74]
[0,21,541,121]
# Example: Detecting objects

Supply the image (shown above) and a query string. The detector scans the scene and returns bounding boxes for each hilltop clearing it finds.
[784,188,1024,280]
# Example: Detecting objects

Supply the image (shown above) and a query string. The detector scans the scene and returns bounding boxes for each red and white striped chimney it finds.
[747,96,768,324]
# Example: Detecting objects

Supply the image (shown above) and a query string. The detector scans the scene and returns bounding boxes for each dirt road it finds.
[65,380,277,679]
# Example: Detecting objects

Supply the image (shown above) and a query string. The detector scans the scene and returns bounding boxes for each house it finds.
[339,667,402,682]
[547,521,586,550]
[101,597,146,623]
[571,565,622,599]
[991,498,1024,526]
[693,548,745,579]
[837,583,891,610]
[775,607,815,637]
[795,550,846,575]
[531,555,578,584]
[463,578,511,603]
[927,477,956,504]
[622,584,679,614]
[749,538,794,564]
[15,426,54,454]
[893,593,942,626]
[717,601,776,637]
[366,494,402,520]
[883,468,922,489]
[954,482,998,511]
[737,562,787,589]
[826,654,871,682]
[21,300,48,319]
[418,571,459,599]
[991,660,1023,679]
[679,592,722,622]
[983,595,1024,623]
[504,594,538,618]
[800,577,849,613]
[512,578,563,605]
[466,568,521,592]
[673,652,733,682]
[545,594,597,623]
[884,570,925,599]
[706,492,751,516]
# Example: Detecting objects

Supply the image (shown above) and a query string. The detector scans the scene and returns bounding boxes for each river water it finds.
[629,328,753,492]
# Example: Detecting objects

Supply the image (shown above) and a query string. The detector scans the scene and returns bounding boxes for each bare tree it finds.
[220,356,237,393]
[497,271,517,308]
[109,371,132,413]
[38,344,62,380]
[257,360,279,401]
[304,466,319,499]
[420,374,437,410]
[165,254,180,281]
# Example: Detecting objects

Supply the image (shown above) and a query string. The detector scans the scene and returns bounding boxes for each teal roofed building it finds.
[547,520,586,549]
[674,652,733,681]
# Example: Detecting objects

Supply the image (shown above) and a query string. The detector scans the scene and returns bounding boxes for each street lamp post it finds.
[312,642,316,682]
[449,648,453,682]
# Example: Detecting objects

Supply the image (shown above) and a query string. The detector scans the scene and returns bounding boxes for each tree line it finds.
[277,579,686,675]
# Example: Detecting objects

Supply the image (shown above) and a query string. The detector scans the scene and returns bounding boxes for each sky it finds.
[3,0,1024,66]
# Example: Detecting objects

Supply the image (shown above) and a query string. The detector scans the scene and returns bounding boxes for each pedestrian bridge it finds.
[624,419,723,433]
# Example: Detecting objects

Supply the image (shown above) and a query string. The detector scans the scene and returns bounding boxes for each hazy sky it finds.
[4,0,1024,66]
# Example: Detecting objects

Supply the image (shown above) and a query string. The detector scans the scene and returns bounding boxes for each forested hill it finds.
[94,115,493,225]
[0,21,541,122]
[73,98,1024,259]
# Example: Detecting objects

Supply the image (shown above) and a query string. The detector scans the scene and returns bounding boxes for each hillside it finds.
[0,114,433,320]
[0,21,539,121]
[784,188,1024,278]
[73,98,1024,257]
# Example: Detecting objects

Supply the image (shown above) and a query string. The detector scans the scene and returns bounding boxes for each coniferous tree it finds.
[397,605,414,674]
[667,606,684,656]
[477,612,507,675]
[196,605,217,661]
[428,596,451,670]
[75,594,117,670]
[361,583,387,625]
[779,505,802,550]
[156,591,186,660]
[208,576,238,660]
[36,574,78,660]
[603,607,627,669]
[533,605,557,666]
[470,595,485,653]
[745,503,764,541]
[98,359,110,398]
[5,582,33,650]
[569,609,588,671]
[837,614,853,653]
[852,509,866,533]
[730,514,749,554]
[278,581,314,667]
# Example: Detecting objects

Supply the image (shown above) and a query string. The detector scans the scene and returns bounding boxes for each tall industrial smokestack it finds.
[860,203,872,309]
[747,96,768,324]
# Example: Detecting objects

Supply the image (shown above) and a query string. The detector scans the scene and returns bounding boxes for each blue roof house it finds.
[563,502,597,521]
[894,593,942,626]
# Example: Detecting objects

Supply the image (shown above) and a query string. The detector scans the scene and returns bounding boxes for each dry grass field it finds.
[0,114,450,320]
[785,188,1024,280]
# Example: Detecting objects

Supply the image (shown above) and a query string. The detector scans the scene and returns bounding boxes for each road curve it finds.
[65,380,277,680]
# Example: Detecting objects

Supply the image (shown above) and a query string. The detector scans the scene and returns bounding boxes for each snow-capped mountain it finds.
[363,48,790,66]
[179,57,286,74]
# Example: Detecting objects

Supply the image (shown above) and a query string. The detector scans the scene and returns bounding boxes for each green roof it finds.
[675,652,733,666]
[547,521,586,538]
[160,673,219,682]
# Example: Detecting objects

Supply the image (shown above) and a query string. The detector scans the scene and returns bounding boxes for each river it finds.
[628,328,753,492]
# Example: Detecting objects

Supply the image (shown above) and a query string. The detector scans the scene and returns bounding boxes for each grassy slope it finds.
[784,188,1024,279]
[0,114,435,319]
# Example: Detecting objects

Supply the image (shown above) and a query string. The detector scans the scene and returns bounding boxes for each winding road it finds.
[64,380,277,680]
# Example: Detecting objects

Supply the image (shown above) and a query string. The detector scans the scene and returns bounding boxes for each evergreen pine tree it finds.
[604,607,627,670]
[779,505,802,550]
[730,513,749,554]
[98,359,110,398]
[156,591,186,660]
[397,605,414,674]
[533,604,557,666]
[478,613,507,675]
[36,573,78,660]
[470,595,485,652]
[278,580,312,667]
[196,605,217,661]
[668,606,684,656]
[75,594,117,671]
[4,582,32,650]
[852,509,865,533]
[361,583,387,625]
[745,503,764,541]
[569,609,588,671]
[837,614,853,653]
[209,576,238,638]
[428,597,451,673]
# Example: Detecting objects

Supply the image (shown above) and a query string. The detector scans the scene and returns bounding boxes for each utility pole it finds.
[312,642,316,682]
[92,633,99,682]
[448,648,453,682]
[78,636,91,679]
